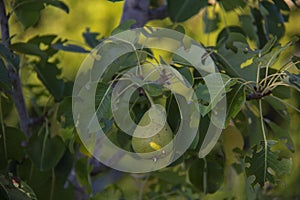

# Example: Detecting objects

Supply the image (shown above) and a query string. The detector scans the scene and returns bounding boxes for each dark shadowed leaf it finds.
[246,141,292,186]
[52,43,89,53]
[35,62,65,101]
[57,97,73,128]
[0,126,26,170]
[189,157,224,193]
[45,0,69,13]
[225,84,246,126]
[260,1,285,39]
[17,158,74,200]
[10,43,48,59]
[220,0,246,11]
[203,9,220,33]
[0,43,20,68]
[0,59,11,92]
[239,14,258,42]
[0,174,37,200]
[26,132,65,171]
[83,28,102,48]
[95,82,113,119]
[13,0,45,29]
[291,55,300,70]
[167,0,207,22]
[283,71,300,91]
[111,20,136,35]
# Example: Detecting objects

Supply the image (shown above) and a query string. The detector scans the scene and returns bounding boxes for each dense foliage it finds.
[1,0,300,199]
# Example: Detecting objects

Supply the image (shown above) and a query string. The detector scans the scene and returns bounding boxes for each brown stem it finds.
[0,0,31,138]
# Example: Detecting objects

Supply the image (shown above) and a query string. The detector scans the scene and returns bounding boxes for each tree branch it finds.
[0,0,31,138]
[121,0,167,28]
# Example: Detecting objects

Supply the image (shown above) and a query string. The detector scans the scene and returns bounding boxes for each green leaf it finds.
[167,0,207,22]
[10,43,48,59]
[246,140,292,186]
[75,157,92,194]
[282,71,300,91]
[189,157,224,193]
[101,51,147,83]
[0,43,20,68]
[225,84,246,126]
[45,0,69,13]
[52,43,89,53]
[245,105,264,147]
[13,0,45,29]
[111,20,136,35]
[13,0,69,28]
[142,83,164,97]
[57,97,73,128]
[260,1,285,39]
[35,62,65,101]
[95,82,113,119]
[197,73,237,115]
[216,31,257,81]
[273,0,290,11]
[264,96,289,120]
[239,14,258,42]
[220,0,246,11]
[27,35,57,45]
[176,67,194,86]
[83,28,101,48]
[26,132,65,171]
[90,186,122,200]
[291,55,300,70]
[152,170,186,185]
[271,85,290,99]
[0,126,26,170]
[17,157,73,199]
[264,119,294,151]
[0,59,11,92]
[0,174,37,200]
[203,9,220,33]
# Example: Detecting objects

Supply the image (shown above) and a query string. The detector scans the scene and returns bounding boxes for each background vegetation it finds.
[1,0,300,199]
